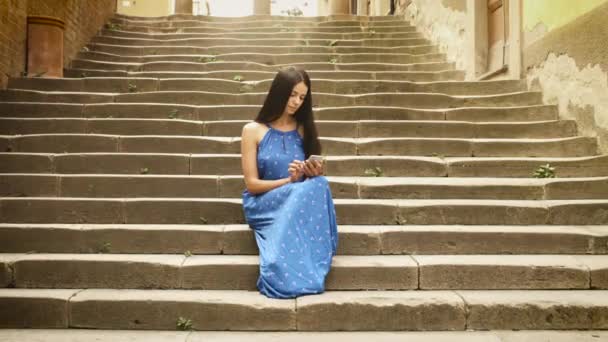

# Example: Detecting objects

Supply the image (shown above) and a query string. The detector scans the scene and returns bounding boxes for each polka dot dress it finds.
[242,124,338,299]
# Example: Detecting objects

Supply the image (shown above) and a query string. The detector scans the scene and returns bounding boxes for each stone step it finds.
[75,51,446,66]
[0,89,543,108]
[1,330,607,342]
[86,42,439,57]
[116,23,416,34]
[1,223,606,255]
[3,174,607,200]
[1,197,607,225]
[112,13,405,23]
[0,118,577,139]
[1,288,607,330]
[1,253,607,290]
[91,35,429,48]
[108,18,413,29]
[8,78,525,97]
[1,134,597,157]
[70,59,455,72]
[100,29,422,40]
[2,153,606,178]
[65,68,464,82]
[0,103,557,122]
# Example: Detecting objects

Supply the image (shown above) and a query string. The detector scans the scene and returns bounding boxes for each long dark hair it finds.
[255,66,321,158]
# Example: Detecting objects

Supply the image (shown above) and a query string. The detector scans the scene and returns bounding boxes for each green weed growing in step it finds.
[80,72,88,78]
[168,109,179,119]
[199,56,217,63]
[329,40,338,47]
[98,242,112,253]
[199,217,208,224]
[394,214,408,225]
[533,164,556,178]
[104,23,121,30]
[233,75,244,82]
[239,83,255,93]
[184,250,193,257]
[430,152,444,158]
[329,57,338,64]
[128,83,137,93]
[368,29,376,36]
[80,46,89,53]
[140,167,149,174]
[364,167,383,177]
[176,317,193,331]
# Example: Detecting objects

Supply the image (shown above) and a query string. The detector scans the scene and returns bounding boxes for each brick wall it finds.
[0,0,116,89]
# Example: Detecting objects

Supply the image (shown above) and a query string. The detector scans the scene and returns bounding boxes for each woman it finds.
[240,66,338,299]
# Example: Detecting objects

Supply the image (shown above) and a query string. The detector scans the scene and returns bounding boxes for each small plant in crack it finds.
[184,250,193,257]
[533,164,556,178]
[328,40,338,47]
[394,214,408,225]
[199,56,217,63]
[233,75,244,82]
[364,167,383,177]
[168,109,179,119]
[176,317,193,331]
[104,23,121,30]
[329,57,338,64]
[199,216,208,224]
[98,242,112,253]
[128,83,137,93]
[140,167,149,174]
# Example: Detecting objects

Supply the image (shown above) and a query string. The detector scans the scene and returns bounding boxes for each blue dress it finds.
[242,123,338,299]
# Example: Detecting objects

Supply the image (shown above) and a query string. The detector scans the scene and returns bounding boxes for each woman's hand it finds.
[303,159,324,178]
[288,160,305,182]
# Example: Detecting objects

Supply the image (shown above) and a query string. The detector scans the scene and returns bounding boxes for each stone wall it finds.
[396,0,467,70]
[0,0,117,89]
[524,2,608,153]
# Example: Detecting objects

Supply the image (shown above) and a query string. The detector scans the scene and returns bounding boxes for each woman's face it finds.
[285,81,308,115]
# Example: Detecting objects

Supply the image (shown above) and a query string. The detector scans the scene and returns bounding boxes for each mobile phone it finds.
[308,155,324,162]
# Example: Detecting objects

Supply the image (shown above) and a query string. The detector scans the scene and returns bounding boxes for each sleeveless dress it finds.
[242,123,338,299]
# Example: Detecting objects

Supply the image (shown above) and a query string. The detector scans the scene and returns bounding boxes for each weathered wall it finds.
[117,0,172,17]
[0,0,116,89]
[524,1,608,153]
[398,0,467,70]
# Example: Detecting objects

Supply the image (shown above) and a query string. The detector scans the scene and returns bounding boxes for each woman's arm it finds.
[241,122,291,195]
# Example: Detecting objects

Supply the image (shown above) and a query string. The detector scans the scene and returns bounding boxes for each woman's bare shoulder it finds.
[242,121,269,142]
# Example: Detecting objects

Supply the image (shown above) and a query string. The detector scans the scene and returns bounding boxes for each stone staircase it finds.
[1,12,608,340]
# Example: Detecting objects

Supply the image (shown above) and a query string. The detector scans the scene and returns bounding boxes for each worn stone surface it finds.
[460,290,608,330]
[0,289,76,328]
[296,291,465,330]
[69,289,296,330]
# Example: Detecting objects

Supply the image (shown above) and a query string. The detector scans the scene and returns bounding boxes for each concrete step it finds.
[1,253,606,290]
[1,288,607,330]
[1,197,607,225]
[100,29,422,40]
[86,42,439,57]
[116,23,417,34]
[112,13,406,23]
[108,18,413,29]
[2,153,606,178]
[90,35,429,48]
[70,59,455,72]
[1,134,597,157]
[0,118,577,139]
[0,103,557,122]
[8,78,525,97]
[65,68,464,82]
[2,174,607,200]
[75,51,446,66]
[1,330,607,342]
[1,223,606,255]
[0,89,543,108]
